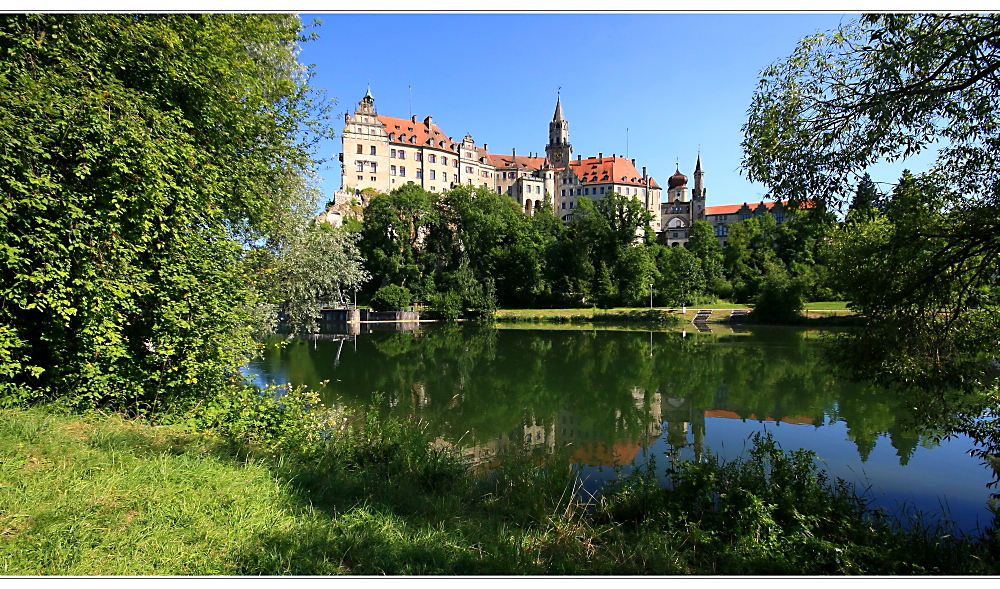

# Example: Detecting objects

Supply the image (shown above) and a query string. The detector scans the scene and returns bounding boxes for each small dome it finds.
[668,166,687,189]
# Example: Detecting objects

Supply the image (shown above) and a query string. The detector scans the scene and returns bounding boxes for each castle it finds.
[336,89,765,247]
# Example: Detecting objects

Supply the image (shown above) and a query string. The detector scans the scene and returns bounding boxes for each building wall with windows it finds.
[339,90,673,234]
[704,201,799,247]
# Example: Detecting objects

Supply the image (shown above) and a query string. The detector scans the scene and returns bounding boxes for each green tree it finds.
[723,215,782,303]
[371,284,413,312]
[573,193,655,306]
[686,220,730,299]
[263,223,369,335]
[845,173,882,225]
[653,245,706,307]
[743,13,1000,394]
[359,184,437,296]
[0,14,326,411]
[437,185,544,307]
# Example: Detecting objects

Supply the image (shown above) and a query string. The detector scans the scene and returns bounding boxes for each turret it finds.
[545,94,572,168]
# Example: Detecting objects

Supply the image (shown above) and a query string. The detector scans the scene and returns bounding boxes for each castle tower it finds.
[358,85,376,115]
[340,87,389,196]
[545,94,572,169]
[691,155,706,221]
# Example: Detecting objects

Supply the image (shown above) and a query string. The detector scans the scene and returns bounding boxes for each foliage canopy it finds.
[0,14,330,411]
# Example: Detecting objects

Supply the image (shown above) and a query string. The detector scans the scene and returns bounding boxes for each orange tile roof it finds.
[377,115,457,153]
[569,440,641,467]
[704,409,814,425]
[568,156,659,189]
[487,153,549,170]
[704,200,814,217]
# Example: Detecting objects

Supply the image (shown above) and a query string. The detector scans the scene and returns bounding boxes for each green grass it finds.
[803,301,852,311]
[495,303,857,325]
[0,406,994,575]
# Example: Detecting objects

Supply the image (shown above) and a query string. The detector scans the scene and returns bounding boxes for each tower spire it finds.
[546,91,571,168]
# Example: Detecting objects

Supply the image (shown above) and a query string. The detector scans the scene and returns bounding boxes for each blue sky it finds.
[299,13,931,209]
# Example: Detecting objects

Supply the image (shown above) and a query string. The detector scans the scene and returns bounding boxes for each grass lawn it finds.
[803,301,852,311]
[496,302,856,322]
[0,406,993,575]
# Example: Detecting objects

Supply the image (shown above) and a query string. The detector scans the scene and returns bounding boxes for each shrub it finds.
[371,285,413,312]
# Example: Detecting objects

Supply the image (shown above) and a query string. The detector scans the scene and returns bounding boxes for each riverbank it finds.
[1,405,994,575]
[495,303,862,327]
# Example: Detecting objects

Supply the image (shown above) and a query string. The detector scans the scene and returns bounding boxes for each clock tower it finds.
[545,94,572,168]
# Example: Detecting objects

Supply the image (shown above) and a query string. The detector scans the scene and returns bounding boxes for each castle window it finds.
[356,144,363,154]
[391,149,397,158]
[453,160,459,168]
[370,146,376,155]
[576,189,581,195]
[370,162,377,173]
[428,154,436,163]
[497,187,502,194]
[398,150,405,159]
[561,203,566,209]
[535,186,540,194]
[371,176,377,182]
[584,188,589,195]
[569,202,574,209]
[389,133,395,141]
[465,166,473,173]
[391,165,396,175]
[441,157,448,165]
[415,152,422,161]
[600,187,605,194]
[357,175,363,181]
[400,166,406,177]
[410,137,416,144]
[416,170,422,179]
[429,170,435,180]
[561,190,565,197]
[774,212,784,223]
[356,161,364,172]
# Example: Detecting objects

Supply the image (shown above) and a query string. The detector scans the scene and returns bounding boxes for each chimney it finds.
[599,152,603,162]
[424,115,432,128]
[512,147,516,160]
[642,166,647,179]
[631,159,636,166]
[411,115,417,123]
[484,143,488,152]
[577,154,582,163]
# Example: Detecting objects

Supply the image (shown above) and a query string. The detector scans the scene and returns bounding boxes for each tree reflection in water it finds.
[246,322,999,532]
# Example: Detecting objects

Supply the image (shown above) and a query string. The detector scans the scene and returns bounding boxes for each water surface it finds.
[245,322,998,534]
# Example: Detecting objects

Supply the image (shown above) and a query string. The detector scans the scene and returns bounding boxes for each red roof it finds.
[569,440,641,467]
[488,153,549,171]
[704,409,814,425]
[568,156,659,189]
[704,200,814,217]
[377,116,456,153]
